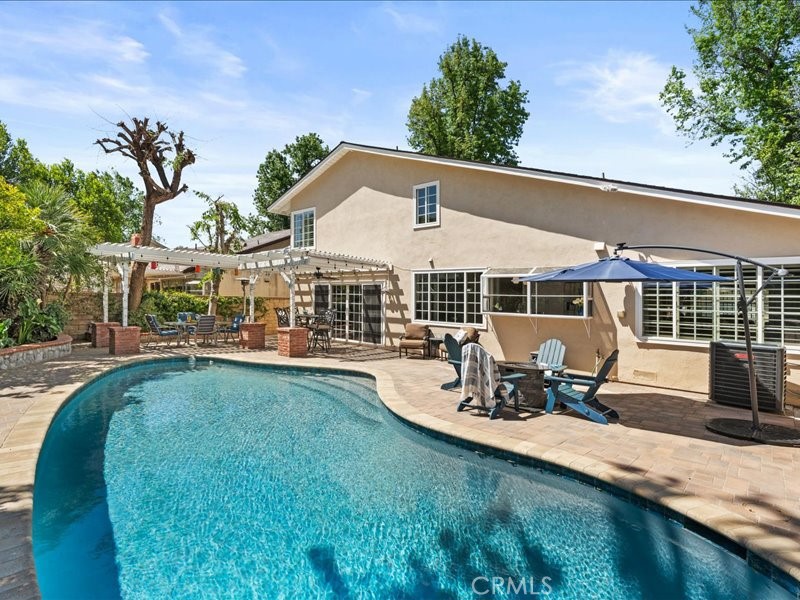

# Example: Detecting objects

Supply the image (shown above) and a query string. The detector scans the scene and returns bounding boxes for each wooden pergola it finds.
[89,243,391,326]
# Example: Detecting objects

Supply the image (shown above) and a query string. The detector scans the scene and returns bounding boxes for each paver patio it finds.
[1,340,799,598]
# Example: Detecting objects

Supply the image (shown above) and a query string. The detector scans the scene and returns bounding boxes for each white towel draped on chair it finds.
[459,343,509,409]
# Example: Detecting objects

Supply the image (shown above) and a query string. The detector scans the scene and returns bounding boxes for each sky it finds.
[0,1,743,247]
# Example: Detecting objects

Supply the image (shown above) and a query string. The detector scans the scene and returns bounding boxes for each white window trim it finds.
[412,268,484,328]
[412,180,441,230]
[481,273,593,319]
[290,207,316,249]
[634,256,800,349]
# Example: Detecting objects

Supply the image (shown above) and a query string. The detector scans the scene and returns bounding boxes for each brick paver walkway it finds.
[1,341,799,598]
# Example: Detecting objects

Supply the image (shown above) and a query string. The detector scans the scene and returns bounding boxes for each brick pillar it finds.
[109,326,141,356]
[91,321,121,348]
[239,322,266,350]
[277,327,308,357]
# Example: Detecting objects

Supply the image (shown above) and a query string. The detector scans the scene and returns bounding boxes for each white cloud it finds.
[0,20,148,64]
[382,2,441,34]
[351,88,372,105]
[555,50,673,132]
[157,11,246,78]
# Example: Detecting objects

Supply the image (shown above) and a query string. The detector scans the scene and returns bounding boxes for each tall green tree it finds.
[0,178,41,313]
[253,133,329,232]
[96,117,196,312]
[21,181,99,302]
[0,122,144,242]
[407,36,530,166]
[660,0,800,204]
[189,191,247,309]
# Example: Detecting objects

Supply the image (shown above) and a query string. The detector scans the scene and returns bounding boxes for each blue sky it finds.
[0,1,742,247]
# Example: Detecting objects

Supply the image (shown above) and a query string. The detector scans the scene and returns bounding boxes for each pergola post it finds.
[117,262,130,327]
[102,268,109,323]
[248,274,259,324]
[289,274,296,327]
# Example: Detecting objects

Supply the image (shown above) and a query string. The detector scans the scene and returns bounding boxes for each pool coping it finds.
[2,351,800,599]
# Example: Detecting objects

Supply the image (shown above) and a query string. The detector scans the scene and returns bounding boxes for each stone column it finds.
[109,326,141,355]
[239,322,266,350]
[91,322,121,348]
[277,327,308,357]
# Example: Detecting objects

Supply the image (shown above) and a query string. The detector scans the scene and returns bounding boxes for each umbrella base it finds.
[705,418,800,447]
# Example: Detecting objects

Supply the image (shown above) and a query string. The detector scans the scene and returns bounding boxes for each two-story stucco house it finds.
[270,142,800,401]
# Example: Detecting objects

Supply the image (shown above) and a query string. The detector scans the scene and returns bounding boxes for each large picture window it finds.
[414,271,482,325]
[413,181,439,228]
[291,208,315,248]
[482,275,592,318]
[641,262,800,346]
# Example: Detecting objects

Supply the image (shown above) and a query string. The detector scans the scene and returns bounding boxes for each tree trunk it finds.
[128,198,156,313]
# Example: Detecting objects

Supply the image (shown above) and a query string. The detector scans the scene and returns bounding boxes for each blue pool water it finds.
[33,359,793,599]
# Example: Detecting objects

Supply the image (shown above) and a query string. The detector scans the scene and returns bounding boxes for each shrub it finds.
[15,298,69,344]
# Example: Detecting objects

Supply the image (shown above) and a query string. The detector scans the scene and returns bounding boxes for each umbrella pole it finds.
[736,260,760,431]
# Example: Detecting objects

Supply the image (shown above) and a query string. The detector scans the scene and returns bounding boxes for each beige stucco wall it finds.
[217,271,288,299]
[284,151,800,401]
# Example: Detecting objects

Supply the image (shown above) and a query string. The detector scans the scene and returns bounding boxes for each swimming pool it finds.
[33,358,794,599]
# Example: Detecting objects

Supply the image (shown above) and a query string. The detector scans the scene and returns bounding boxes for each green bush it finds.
[129,290,268,326]
[0,318,13,348]
[15,298,69,344]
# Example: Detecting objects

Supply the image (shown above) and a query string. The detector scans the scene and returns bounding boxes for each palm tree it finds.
[21,181,99,302]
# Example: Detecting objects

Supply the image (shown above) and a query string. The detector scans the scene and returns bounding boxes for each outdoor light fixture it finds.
[614,242,797,446]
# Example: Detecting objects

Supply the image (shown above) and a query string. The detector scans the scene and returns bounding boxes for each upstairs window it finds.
[413,181,439,228]
[291,208,315,249]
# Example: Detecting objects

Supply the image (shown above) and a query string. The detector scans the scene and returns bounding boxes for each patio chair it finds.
[144,314,180,347]
[442,333,524,392]
[219,314,244,344]
[275,307,290,328]
[309,308,335,352]
[456,343,520,420]
[190,315,218,346]
[438,326,480,360]
[398,323,430,358]
[544,349,620,425]
[531,338,567,376]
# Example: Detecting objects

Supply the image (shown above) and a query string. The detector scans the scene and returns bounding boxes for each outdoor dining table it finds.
[164,321,193,346]
[294,314,321,327]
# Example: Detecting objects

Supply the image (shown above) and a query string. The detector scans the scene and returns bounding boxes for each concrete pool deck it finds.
[1,341,799,598]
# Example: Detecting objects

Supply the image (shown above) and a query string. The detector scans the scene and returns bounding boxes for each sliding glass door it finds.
[314,283,383,344]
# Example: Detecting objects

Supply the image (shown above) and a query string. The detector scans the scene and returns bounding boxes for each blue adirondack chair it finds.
[544,349,620,425]
[441,333,525,396]
[531,338,567,375]
[145,314,180,347]
[455,342,523,419]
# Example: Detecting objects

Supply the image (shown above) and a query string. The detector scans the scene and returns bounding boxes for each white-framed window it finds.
[413,181,440,228]
[640,261,800,347]
[291,208,315,249]
[413,270,483,326]
[482,275,592,318]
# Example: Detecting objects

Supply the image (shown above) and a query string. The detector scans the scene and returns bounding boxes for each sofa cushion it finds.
[404,323,429,340]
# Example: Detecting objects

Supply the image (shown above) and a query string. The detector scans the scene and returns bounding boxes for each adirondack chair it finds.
[544,349,620,425]
[531,338,567,375]
[455,343,522,419]
[441,333,524,393]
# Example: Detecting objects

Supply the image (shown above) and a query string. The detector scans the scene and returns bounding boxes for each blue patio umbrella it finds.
[518,256,732,283]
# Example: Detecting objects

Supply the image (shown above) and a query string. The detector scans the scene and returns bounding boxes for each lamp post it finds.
[614,243,795,445]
